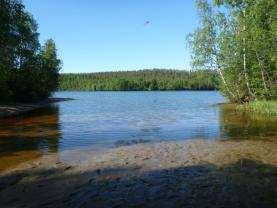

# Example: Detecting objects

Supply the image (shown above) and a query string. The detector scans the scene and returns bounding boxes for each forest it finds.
[59,69,219,91]
[188,0,276,103]
[1,0,276,105]
[0,0,61,102]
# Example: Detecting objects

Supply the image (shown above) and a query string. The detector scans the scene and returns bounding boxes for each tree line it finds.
[188,0,276,103]
[2,0,274,102]
[59,69,219,91]
[0,0,61,102]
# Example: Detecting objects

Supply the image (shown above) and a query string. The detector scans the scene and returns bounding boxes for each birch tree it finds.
[188,0,276,102]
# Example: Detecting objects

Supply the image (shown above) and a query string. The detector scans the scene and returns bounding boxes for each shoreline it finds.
[0,139,276,207]
[0,98,72,119]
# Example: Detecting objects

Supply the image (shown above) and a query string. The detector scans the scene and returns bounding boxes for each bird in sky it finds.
[144,21,150,26]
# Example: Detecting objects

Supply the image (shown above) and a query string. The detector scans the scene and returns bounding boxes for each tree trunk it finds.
[213,49,236,101]
[242,9,253,101]
[217,66,236,100]
[255,51,270,95]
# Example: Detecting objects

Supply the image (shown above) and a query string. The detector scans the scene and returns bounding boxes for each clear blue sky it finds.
[23,0,198,73]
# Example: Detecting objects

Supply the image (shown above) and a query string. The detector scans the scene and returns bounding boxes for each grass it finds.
[237,100,277,118]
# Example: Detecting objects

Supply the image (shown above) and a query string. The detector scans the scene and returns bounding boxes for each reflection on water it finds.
[220,104,277,140]
[0,106,61,170]
[0,91,276,171]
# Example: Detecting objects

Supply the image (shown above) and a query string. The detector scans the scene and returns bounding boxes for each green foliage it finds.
[39,39,62,98]
[188,0,276,103]
[237,100,277,118]
[0,0,60,102]
[59,69,219,91]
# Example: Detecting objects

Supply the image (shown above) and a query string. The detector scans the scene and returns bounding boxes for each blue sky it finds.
[23,0,198,73]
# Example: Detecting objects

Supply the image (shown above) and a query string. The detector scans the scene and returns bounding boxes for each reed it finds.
[237,100,277,118]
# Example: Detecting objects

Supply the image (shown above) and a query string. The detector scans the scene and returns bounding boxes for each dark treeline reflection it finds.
[219,104,277,140]
[0,106,61,170]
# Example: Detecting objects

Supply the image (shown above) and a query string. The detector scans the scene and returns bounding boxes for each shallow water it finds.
[0,91,276,170]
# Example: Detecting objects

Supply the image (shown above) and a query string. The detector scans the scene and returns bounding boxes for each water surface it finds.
[0,91,276,170]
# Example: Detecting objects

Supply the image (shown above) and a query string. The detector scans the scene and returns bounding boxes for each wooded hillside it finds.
[59,69,219,91]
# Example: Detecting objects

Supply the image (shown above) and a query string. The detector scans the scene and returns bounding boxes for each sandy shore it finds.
[0,139,276,208]
[0,98,72,119]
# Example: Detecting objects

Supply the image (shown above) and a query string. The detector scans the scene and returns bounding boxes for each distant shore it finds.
[0,98,72,119]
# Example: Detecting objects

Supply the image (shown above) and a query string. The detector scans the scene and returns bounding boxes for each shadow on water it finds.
[0,158,276,208]
[0,106,61,171]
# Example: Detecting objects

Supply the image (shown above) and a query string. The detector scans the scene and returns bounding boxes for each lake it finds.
[0,91,276,170]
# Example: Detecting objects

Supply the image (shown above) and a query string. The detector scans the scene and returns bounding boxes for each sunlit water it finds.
[0,91,276,170]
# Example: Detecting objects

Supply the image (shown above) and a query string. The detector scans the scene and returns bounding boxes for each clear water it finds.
[57,91,224,150]
[0,91,276,170]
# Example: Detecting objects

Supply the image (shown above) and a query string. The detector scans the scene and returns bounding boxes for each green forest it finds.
[0,0,276,105]
[59,69,219,91]
[188,0,276,103]
[0,0,61,102]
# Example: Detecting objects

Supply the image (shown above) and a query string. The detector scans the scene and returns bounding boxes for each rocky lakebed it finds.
[0,139,276,208]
